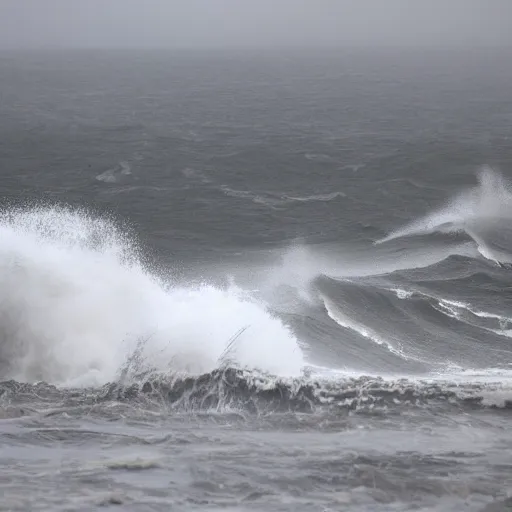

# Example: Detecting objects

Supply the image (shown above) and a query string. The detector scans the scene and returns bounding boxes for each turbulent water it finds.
[1,48,512,511]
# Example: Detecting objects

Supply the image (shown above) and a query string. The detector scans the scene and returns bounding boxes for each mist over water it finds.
[1,0,511,49]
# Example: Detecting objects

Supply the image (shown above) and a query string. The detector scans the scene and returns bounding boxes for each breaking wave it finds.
[2,368,512,417]
[115,368,512,413]
[320,292,408,359]
[0,206,305,387]
[376,167,512,265]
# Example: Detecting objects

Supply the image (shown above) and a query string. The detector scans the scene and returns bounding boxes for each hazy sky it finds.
[0,0,511,49]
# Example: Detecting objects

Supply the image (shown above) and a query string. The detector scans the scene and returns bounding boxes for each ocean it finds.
[1,48,512,511]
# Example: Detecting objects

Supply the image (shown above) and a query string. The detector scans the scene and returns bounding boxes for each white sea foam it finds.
[391,288,414,300]
[0,206,305,386]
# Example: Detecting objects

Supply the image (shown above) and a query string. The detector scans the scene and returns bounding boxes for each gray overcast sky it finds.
[0,0,511,49]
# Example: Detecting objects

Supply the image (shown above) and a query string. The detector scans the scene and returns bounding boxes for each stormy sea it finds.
[1,48,512,511]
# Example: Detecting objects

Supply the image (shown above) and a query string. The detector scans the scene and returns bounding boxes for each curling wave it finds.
[376,167,512,265]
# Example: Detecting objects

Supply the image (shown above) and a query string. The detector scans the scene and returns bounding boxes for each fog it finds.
[0,0,511,49]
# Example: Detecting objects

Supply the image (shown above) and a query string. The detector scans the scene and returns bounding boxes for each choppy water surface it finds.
[1,48,512,511]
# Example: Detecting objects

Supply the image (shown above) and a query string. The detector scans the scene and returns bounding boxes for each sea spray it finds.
[0,206,305,386]
[376,167,512,264]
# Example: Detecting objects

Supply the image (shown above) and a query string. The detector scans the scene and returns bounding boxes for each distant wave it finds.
[282,192,346,202]
[219,186,345,207]
[180,167,212,184]
[96,161,132,183]
[304,153,333,162]
[383,283,512,340]
[375,167,512,265]
[180,169,346,207]
[219,186,283,207]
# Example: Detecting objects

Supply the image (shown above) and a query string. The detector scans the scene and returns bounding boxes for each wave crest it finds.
[3,369,512,416]
[0,206,305,386]
[376,167,512,265]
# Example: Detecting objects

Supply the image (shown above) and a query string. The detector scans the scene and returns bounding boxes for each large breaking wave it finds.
[1,199,512,416]
[0,206,305,386]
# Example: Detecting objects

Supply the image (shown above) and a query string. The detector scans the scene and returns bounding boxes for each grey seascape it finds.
[1,2,512,511]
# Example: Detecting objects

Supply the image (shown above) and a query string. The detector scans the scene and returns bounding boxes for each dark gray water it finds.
[1,48,512,511]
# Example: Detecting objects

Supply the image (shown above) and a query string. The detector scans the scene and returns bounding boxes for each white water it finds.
[0,207,305,386]
[391,288,414,300]
[376,167,512,264]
